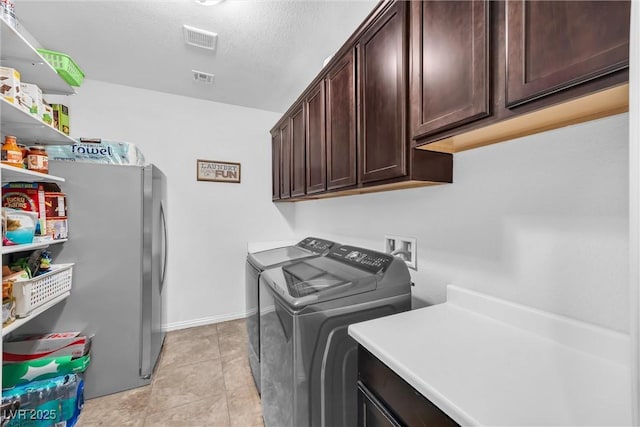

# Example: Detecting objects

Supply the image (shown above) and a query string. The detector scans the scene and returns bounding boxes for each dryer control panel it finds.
[327,245,394,274]
[297,237,337,254]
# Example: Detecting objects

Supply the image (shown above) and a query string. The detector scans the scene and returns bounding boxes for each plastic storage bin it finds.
[13,263,74,317]
[36,49,85,87]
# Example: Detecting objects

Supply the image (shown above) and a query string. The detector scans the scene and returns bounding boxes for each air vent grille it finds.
[183,24,218,50]
[193,70,215,84]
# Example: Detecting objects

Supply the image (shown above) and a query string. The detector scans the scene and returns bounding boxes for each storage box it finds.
[36,48,85,87]
[44,191,67,219]
[20,82,43,118]
[10,263,73,317]
[41,102,53,125]
[3,331,89,362]
[16,90,34,114]
[2,182,47,235]
[46,218,68,240]
[50,103,69,135]
[0,66,20,104]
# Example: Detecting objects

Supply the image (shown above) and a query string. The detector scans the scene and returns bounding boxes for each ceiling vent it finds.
[183,24,218,50]
[192,70,215,84]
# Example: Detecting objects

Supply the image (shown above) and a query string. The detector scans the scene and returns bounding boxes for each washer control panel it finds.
[297,237,337,254]
[327,245,394,274]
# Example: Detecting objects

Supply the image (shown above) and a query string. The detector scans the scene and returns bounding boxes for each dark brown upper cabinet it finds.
[271,133,280,201]
[290,103,306,197]
[279,120,292,199]
[326,49,358,191]
[358,1,408,184]
[410,0,489,139]
[305,82,327,194]
[505,0,630,107]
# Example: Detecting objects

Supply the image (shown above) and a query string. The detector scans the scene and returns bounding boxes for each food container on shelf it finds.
[27,145,49,174]
[4,208,38,245]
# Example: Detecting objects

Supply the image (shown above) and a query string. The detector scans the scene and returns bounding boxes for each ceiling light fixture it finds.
[194,0,225,5]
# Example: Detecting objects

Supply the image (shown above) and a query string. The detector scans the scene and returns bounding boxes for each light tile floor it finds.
[76,319,263,427]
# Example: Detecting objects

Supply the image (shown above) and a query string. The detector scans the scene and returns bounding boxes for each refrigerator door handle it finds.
[160,201,168,292]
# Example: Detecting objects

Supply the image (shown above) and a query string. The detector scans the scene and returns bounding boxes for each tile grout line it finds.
[216,322,234,427]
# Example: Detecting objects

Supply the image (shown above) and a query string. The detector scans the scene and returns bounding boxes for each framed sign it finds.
[197,159,241,183]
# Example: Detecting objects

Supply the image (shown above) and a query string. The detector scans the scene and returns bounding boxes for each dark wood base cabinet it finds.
[358,347,459,427]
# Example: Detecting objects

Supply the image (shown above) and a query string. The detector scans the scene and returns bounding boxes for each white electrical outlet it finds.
[384,235,417,270]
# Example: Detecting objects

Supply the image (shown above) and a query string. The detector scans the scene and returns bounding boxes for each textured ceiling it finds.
[15,0,377,113]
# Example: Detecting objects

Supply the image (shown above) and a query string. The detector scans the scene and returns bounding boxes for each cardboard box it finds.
[2,183,61,236]
[44,191,67,219]
[50,103,69,135]
[41,102,53,125]
[3,332,90,362]
[20,82,43,117]
[46,218,68,240]
[2,182,46,235]
[0,66,20,104]
[16,90,33,114]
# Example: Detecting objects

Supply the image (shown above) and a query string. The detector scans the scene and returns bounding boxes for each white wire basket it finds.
[13,263,74,317]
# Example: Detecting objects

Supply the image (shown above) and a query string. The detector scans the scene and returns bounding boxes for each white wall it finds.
[294,114,629,333]
[52,79,296,329]
[54,79,629,335]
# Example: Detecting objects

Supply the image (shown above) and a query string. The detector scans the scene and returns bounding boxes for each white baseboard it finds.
[163,311,249,332]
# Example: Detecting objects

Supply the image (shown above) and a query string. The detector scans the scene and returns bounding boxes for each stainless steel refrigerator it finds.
[20,161,168,399]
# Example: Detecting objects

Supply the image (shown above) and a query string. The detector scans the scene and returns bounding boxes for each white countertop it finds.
[348,285,632,426]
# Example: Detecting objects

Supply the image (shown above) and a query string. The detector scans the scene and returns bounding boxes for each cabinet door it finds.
[271,132,280,201]
[359,1,408,184]
[359,347,460,426]
[506,0,630,107]
[411,0,489,139]
[357,383,401,427]
[280,121,291,199]
[290,103,306,197]
[326,50,357,190]
[305,82,326,194]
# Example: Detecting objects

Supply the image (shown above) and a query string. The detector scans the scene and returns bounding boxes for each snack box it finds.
[2,182,63,236]
[42,102,54,125]
[2,182,46,235]
[20,82,43,117]
[3,332,90,362]
[0,66,20,104]
[16,90,33,114]
[46,218,68,240]
[44,189,67,240]
[50,103,70,135]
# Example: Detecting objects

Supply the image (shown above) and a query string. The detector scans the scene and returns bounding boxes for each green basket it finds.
[36,48,85,87]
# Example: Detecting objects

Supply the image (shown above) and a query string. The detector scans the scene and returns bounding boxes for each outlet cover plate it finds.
[384,235,417,270]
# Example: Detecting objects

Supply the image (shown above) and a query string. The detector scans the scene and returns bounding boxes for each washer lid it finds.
[248,246,316,270]
[248,237,338,270]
